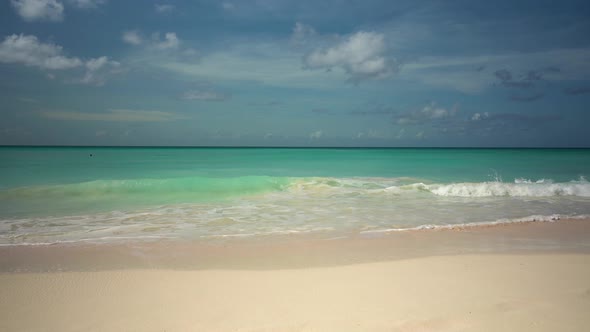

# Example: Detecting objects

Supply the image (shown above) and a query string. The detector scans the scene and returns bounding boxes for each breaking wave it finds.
[423,177,590,197]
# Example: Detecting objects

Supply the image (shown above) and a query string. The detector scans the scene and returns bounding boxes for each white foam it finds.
[0,235,176,246]
[426,179,590,197]
[2,176,590,246]
[514,178,551,184]
[360,214,590,235]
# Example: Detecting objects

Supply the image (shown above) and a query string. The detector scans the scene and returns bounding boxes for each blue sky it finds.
[1,0,589,146]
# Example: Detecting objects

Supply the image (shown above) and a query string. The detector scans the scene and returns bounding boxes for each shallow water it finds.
[1,147,589,245]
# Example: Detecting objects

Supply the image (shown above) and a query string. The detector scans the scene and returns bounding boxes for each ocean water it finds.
[1,147,589,245]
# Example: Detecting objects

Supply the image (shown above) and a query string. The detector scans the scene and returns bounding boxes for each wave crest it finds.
[426,178,590,197]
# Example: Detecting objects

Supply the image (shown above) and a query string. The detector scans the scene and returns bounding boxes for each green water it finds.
[2,147,589,187]
[1,147,589,244]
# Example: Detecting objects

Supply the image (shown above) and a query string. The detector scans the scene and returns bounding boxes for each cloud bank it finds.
[0,34,82,70]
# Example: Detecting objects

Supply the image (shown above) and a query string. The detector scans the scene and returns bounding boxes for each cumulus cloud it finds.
[40,109,181,122]
[182,89,229,101]
[85,56,109,71]
[155,4,174,13]
[395,102,458,125]
[0,34,121,85]
[122,30,142,45]
[0,34,82,70]
[304,31,396,82]
[10,0,64,22]
[79,56,121,85]
[153,32,180,50]
[123,30,181,50]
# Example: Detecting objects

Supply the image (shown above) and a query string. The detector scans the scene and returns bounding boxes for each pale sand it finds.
[0,254,589,331]
[1,220,589,331]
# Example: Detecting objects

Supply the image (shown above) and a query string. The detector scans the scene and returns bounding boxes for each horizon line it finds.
[1,145,589,149]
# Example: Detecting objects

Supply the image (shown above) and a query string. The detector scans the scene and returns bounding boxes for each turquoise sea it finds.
[1,147,589,245]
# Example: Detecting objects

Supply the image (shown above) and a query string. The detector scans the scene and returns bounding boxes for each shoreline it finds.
[1,218,589,272]
[1,218,589,331]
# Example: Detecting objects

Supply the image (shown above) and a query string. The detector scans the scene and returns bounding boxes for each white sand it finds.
[1,253,589,332]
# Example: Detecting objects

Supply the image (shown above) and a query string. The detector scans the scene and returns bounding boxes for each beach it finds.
[2,0,590,327]
[1,219,589,331]
[1,147,590,330]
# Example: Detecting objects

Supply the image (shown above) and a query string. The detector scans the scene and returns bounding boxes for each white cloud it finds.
[304,31,395,82]
[155,4,174,13]
[0,34,120,85]
[10,0,64,22]
[471,112,490,121]
[67,0,105,9]
[0,34,82,70]
[153,32,180,50]
[85,56,109,71]
[309,130,323,139]
[182,89,229,101]
[40,109,182,122]
[122,30,142,45]
[125,31,181,50]
[80,56,120,85]
[421,103,454,119]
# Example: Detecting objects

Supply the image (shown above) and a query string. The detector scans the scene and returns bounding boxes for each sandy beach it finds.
[1,219,590,331]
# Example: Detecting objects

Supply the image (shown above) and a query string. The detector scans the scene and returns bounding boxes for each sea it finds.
[1,147,589,245]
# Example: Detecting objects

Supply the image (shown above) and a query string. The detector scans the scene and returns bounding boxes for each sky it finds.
[0,0,589,147]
